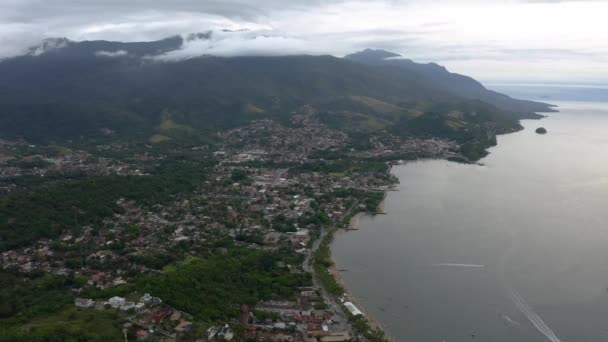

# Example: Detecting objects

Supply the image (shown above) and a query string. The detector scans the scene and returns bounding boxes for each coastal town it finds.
[0,1,582,338]
[1,111,464,341]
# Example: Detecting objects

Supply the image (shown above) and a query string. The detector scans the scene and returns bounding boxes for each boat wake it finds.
[508,288,562,342]
[501,314,520,326]
[496,220,563,342]
[433,263,485,268]
[501,315,521,326]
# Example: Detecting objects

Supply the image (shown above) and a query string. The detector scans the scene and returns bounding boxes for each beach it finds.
[330,203,393,340]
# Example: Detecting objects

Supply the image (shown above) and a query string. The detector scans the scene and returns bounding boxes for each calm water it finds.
[333,101,608,342]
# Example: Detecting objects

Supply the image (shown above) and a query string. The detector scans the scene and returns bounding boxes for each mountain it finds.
[27,38,72,56]
[24,35,185,59]
[345,49,551,114]
[0,36,552,153]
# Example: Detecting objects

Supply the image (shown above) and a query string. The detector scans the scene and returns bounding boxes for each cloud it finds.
[153,30,341,61]
[155,35,310,60]
[95,50,129,57]
[0,0,606,83]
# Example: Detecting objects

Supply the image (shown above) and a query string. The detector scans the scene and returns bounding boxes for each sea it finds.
[332,84,608,342]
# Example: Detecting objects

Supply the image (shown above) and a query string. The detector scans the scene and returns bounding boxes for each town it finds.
[1,111,464,341]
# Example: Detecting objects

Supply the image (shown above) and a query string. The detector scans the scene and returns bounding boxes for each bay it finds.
[333,101,608,342]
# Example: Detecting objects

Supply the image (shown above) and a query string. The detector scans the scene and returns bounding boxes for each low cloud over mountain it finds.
[1,0,607,82]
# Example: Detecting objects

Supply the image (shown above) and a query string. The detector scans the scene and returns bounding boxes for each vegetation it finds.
[0,247,310,339]
[0,271,75,323]
[349,314,390,342]
[313,228,344,296]
[0,153,215,251]
[0,270,122,340]
[1,307,124,341]
[0,39,549,147]
[271,214,297,233]
[0,266,193,341]
[110,248,310,321]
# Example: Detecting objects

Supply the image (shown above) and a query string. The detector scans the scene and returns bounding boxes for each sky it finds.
[1,0,607,84]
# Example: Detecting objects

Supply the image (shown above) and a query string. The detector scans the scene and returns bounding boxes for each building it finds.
[121,301,136,311]
[206,326,219,340]
[140,293,162,306]
[140,293,152,304]
[343,302,363,316]
[74,298,95,308]
[108,296,126,309]
[218,324,234,341]
[207,324,234,341]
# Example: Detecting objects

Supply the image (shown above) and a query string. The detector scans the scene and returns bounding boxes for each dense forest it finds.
[134,249,311,320]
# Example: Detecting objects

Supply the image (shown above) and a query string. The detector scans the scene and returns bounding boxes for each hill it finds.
[344,49,551,115]
[0,35,552,148]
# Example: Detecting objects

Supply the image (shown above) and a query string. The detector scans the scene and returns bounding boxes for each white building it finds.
[343,302,363,316]
[218,324,234,341]
[108,296,126,309]
[140,293,152,304]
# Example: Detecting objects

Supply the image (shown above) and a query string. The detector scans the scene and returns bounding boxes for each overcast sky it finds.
[1,0,607,83]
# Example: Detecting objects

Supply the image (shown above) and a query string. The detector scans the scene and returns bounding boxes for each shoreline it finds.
[330,226,390,340]
[329,180,395,341]
[324,117,554,341]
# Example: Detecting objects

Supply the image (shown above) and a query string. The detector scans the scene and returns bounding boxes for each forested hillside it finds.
[0,35,552,146]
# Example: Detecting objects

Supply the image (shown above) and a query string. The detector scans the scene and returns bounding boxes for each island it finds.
[536,127,548,134]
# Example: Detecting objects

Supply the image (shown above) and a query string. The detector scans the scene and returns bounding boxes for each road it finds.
[303,228,352,336]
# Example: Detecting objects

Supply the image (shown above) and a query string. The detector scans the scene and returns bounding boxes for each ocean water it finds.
[487,83,608,103]
[333,101,608,342]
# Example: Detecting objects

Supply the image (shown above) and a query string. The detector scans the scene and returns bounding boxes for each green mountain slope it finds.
[0,36,552,144]
[345,49,551,114]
